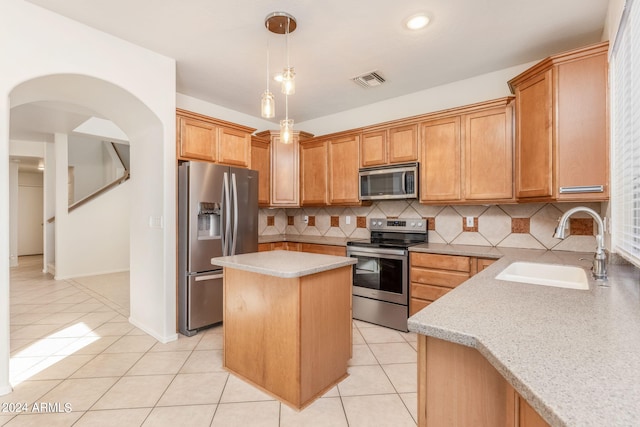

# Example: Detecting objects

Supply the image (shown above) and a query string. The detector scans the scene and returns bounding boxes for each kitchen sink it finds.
[495,262,589,290]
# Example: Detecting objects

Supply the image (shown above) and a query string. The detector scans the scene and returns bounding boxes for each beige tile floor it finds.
[2,256,418,426]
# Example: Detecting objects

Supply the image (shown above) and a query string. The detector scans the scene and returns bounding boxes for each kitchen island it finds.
[211,250,356,409]
[407,244,640,426]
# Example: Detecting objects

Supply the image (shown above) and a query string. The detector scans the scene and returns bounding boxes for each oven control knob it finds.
[410,222,416,227]
[417,222,423,227]
[377,221,383,226]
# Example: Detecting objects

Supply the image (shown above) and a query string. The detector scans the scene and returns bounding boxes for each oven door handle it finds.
[347,246,407,257]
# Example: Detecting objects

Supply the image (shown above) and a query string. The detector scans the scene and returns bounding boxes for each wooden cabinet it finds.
[251,136,270,206]
[389,124,419,163]
[256,130,313,207]
[178,116,217,162]
[420,116,462,202]
[328,133,361,205]
[360,124,418,167]
[410,253,472,315]
[410,253,497,315]
[476,258,496,273]
[218,126,250,167]
[300,139,328,206]
[177,109,254,166]
[360,130,387,167]
[464,105,513,200]
[417,335,550,427]
[508,42,609,201]
[419,98,514,204]
[509,387,550,427]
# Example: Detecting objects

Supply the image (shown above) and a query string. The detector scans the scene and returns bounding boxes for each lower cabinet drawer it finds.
[411,252,471,272]
[410,267,470,288]
[411,282,451,301]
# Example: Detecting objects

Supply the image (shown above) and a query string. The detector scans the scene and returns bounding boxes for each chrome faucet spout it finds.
[553,207,607,281]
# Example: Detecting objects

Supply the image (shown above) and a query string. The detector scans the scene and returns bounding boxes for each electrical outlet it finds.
[304,215,309,224]
[345,216,351,225]
[466,216,474,227]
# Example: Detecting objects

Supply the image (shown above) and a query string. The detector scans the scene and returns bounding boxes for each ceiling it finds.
[22,0,609,125]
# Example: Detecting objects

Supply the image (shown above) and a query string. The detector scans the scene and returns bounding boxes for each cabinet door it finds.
[388,124,418,164]
[218,127,250,167]
[464,106,513,200]
[556,52,609,200]
[515,69,553,199]
[420,117,461,202]
[271,134,300,206]
[328,134,360,204]
[179,117,217,162]
[251,137,270,206]
[300,140,328,206]
[360,130,387,167]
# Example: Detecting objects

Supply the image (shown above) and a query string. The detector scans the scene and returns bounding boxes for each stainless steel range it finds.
[347,218,428,331]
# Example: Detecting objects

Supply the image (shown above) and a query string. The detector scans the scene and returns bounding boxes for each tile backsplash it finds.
[259,201,605,252]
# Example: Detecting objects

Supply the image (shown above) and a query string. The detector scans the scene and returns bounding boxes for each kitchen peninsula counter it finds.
[407,246,640,426]
[211,250,356,409]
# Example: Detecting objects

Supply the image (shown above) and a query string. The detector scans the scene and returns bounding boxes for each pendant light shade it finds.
[281,66,295,95]
[261,90,275,118]
[280,118,294,144]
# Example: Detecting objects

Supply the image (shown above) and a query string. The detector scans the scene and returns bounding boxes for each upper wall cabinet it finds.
[256,130,314,208]
[360,124,418,167]
[300,139,328,206]
[419,98,514,204]
[250,135,270,207]
[508,41,609,202]
[176,109,255,167]
[328,133,361,205]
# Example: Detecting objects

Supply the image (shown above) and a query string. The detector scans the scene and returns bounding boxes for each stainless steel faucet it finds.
[553,206,607,281]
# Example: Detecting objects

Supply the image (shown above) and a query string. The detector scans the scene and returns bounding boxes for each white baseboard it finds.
[0,384,13,396]
[55,267,129,280]
[128,317,178,344]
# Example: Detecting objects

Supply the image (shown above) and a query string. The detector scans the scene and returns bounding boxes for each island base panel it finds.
[223,266,352,409]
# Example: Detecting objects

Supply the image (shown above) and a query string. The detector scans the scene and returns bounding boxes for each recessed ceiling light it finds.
[405,13,430,30]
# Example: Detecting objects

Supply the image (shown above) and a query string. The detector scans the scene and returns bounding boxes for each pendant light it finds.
[280,94,293,144]
[260,39,275,118]
[281,16,295,95]
[264,12,297,144]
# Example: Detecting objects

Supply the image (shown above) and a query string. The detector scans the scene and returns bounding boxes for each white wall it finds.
[8,163,18,268]
[57,180,131,278]
[44,142,55,273]
[0,0,177,395]
[177,93,275,132]
[297,61,537,136]
[68,135,109,202]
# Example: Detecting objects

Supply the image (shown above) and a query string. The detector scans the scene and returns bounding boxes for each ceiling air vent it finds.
[352,71,386,88]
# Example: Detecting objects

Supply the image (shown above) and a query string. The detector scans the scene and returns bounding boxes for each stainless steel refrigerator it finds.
[178,161,258,336]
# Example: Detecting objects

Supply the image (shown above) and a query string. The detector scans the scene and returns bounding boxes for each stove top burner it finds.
[347,218,428,249]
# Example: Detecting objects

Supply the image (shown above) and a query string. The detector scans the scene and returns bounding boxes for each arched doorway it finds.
[1,74,177,395]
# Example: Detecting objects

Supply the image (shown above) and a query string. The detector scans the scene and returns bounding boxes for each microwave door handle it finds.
[401,172,407,194]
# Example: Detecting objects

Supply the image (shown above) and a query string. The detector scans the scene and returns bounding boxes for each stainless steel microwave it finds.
[359,163,419,200]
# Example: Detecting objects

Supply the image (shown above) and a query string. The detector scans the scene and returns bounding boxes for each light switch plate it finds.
[345,216,351,225]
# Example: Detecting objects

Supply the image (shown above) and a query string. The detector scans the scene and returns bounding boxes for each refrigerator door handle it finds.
[231,173,239,255]
[222,172,231,256]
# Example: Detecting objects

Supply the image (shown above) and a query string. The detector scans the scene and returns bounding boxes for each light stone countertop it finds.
[407,246,640,427]
[211,250,356,278]
[258,234,350,246]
